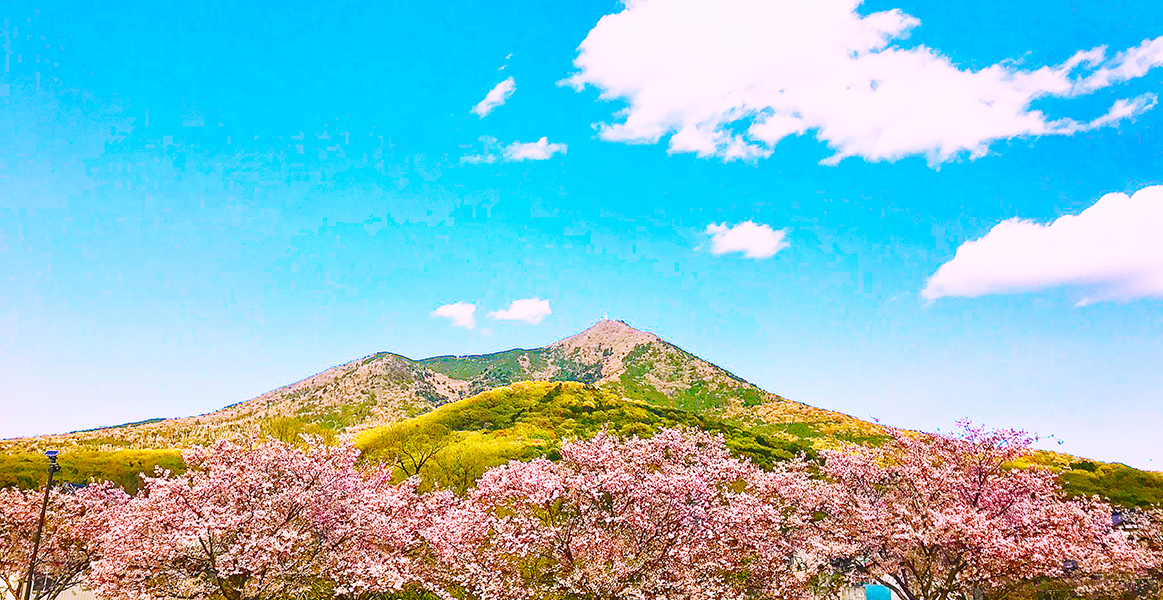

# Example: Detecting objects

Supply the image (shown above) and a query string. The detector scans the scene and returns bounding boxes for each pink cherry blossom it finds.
[89,438,425,600]
[64,424,1159,600]
[0,482,128,600]
[1069,507,1163,598]
[820,422,1154,600]
[417,427,831,600]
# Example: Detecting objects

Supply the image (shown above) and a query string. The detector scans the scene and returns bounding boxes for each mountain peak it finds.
[549,319,658,383]
[553,319,653,349]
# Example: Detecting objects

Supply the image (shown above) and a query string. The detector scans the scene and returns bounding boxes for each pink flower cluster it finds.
[1,482,127,600]
[417,429,831,600]
[3,426,1159,600]
[820,424,1157,600]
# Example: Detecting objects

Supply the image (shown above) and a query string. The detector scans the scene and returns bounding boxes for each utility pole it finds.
[23,450,61,600]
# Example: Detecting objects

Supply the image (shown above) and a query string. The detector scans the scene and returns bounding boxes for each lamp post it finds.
[22,450,61,600]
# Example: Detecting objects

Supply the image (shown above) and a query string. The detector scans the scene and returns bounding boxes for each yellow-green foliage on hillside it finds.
[1012,451,1163,509]
[354,381,817,493]
[1059,460,1163,508]
[0,448,184,494]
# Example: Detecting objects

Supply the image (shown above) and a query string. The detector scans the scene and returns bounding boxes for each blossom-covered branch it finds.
[820,423,1154,600]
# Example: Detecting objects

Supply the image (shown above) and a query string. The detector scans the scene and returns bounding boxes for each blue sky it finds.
[2,0,1162,468]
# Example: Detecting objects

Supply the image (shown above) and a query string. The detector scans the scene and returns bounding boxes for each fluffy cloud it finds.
[564,0,1163,164]
[706,221,788,258]
[432,302,477,329]
[922,185,1163,304]
[504,137,568,161]
[489,298,553,324]
[471,77,516,117]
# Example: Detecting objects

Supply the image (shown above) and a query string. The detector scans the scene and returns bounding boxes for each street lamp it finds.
[22,450,61,600]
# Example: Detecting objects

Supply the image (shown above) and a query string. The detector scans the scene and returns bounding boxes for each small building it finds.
[840,584,899,600]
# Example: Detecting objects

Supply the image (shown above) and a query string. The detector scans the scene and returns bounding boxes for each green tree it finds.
[362,421,451,478]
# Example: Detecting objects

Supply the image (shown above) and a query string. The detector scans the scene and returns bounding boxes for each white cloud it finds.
[459,153,497,165]
[432,302,477,329]
[503,137,568,161]
[705,221,789,259]
[922,185,1163,304]
[489,298,553,324]
[564,0,1163,164]
[460,136,500,164]
[471,77,517,117]
[1073,37,1163,93]
[460,136,567,164]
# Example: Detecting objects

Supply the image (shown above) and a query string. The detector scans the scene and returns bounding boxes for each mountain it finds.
[3,320,1161,507]
[1,320,880,453]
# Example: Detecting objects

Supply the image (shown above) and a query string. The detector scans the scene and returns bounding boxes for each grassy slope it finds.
[422,349,548,381]
[0,449,184,494]
[355,381,816,476]
[420,348,605,393]
[1059,459,1163,508]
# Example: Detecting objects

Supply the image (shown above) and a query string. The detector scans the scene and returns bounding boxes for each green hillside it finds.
[3,380,1162,507]
[354,380,818,492]
[1059,459,1163,508]
[0,448,184,494]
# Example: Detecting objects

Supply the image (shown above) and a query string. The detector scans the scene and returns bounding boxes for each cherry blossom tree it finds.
[1114,508,1163,599]
[1,486,48,599]
[89,438,425,600]
[417,427,832,600]
[0,482,128,600]
[336,469,433,600]
[820,423,1153,600]
[1057,507,1163,600]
